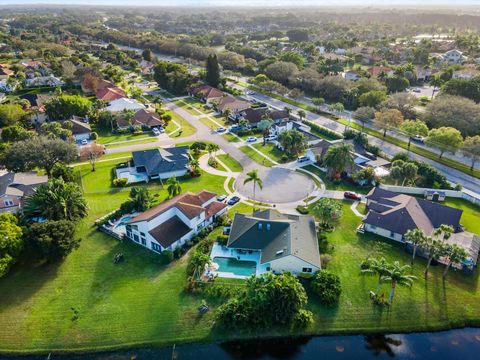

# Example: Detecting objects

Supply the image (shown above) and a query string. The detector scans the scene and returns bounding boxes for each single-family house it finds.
[236,107,269,126]
[305,139,339,163]
[219,210,321,275]
[416,66,432,82]
[452,68,480,79]
[437,49,467,64]
[106,98,145,113]
[125,191,227,253]
[96,86,127,101]
[367,66,394,78]
[362,188,480,269]
[343,70,361,81]
[129,146,190,180]
[0,65,13,80]
[70,118,91,143]
[20,93,52,124]
[25,75,64,88]
[117,109,164,129]
[0,171,48,213]
[140,60,154,75]
[192,85,224,104]
[216,96,250,116]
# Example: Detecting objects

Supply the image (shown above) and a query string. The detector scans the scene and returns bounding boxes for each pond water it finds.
[2,328,480,360]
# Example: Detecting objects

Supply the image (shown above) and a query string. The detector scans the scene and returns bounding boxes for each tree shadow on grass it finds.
[0,257,60,312]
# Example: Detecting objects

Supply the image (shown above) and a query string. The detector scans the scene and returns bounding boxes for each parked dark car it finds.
[344,191,362,201]
[227,196,241,205]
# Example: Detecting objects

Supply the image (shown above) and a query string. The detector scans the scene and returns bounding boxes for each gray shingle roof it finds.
[364,187,463,236]
[132,146,189,177]
[227,209,321,268]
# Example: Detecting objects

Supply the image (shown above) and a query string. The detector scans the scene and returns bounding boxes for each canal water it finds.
[2,328,480,360]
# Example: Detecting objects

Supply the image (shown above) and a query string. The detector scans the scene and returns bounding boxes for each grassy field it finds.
[303,164,373,194]
[217,154,243,172]
[222,133,241,143]
[164,110,197,138]
[1,191,480,353]
[238,145,275,167]
[252,142,288,163]
[173,98,211,116]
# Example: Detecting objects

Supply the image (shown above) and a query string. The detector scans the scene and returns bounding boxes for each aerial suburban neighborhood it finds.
[0,1,480,358]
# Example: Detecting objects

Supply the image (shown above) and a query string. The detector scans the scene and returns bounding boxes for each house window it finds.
[140,232,145,236]
[133,234,139,243]
[131,225,138,230]
[141,237,146,245]
[302,267,312,273]
[126,231,132,239]
[151,243,162,253]
[4,200,14,207]
[390,231,395,238]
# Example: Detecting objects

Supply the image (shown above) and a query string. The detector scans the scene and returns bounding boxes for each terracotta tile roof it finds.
[127,191,220,223]
[205,201,228,219]
[96,87,126,101]
[194,85,224,99]
[217,96,250,113]
[367,66,392,77]
[130,109,164,128]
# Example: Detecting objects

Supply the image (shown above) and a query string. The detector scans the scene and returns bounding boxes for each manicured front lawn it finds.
[252,142,289,163]
[164,110,197,138]
[173,98,211,116]
[303,164,373,194]
[217,154,243,172]
[94,126,157,145]
[442,198,480,234]
[239,145,274,167]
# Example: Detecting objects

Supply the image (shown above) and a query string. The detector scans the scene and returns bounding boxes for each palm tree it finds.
[322,144,354,180]
[166,176,182,198]
[23,179,88,221]
[423,224,454,276]
[298,110,306,121]
[243,169,263,210]
[404,228,426,265]
[189,158,200,172]
[441,243,468,279]
[207,143,220,158]
[361,257,390,293]
[381,261,416,303]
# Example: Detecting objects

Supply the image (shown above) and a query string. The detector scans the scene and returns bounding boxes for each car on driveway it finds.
[152,128,161,136]
[297,156,309,163]
[246,136,257,143]
[227,196,241,205]
[217,194,227,202]
[265,135,277,142]
[216,127,226,133]
[81,139,88,145]
[344,191,362,201]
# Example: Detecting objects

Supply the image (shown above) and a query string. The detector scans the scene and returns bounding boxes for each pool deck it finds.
[115,167,149,184]
[209,243,270,279]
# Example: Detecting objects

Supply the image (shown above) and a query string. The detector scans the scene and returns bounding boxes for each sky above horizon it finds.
[3,0,480,6]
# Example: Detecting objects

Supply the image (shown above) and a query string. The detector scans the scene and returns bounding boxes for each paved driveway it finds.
[235,167,315,204]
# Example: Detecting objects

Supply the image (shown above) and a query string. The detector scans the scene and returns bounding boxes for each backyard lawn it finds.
[173,98,211,116]
[238,145,275,167]
[94,126,157,146]
[1,158,480,353]
[302,164,373,194]
[217,154,243,172]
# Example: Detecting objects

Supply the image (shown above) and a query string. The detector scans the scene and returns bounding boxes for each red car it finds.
[344,191,362,201]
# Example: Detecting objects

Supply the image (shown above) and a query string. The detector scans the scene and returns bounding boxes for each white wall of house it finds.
[74,133,90,141]
[269,255,320,275]
[148,168,188,180]
[364,224,404,243]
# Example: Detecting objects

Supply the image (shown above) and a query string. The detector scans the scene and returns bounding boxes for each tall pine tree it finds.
[205,54,220,87]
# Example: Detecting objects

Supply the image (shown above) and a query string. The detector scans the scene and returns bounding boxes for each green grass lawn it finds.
[222,133,240,143]
[252,142,289,163]
[173,98,211,116]
[217,154,243,172]
[239,146,275,167]
[1,157,480,352]
[94,127,157,145]
[303,165,373,194]
[164,110,197,138]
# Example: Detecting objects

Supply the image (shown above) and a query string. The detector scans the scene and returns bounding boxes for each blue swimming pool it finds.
[114,216,134,233]
[213,257,257,276]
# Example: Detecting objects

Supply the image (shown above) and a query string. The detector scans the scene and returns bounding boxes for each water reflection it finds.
[364,335,403,357]
[2,328,480,360]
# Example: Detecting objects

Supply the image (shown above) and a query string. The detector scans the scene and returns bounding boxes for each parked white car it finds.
[152,128,161,136]
[246,136,257,143]
[265,135,277,142]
